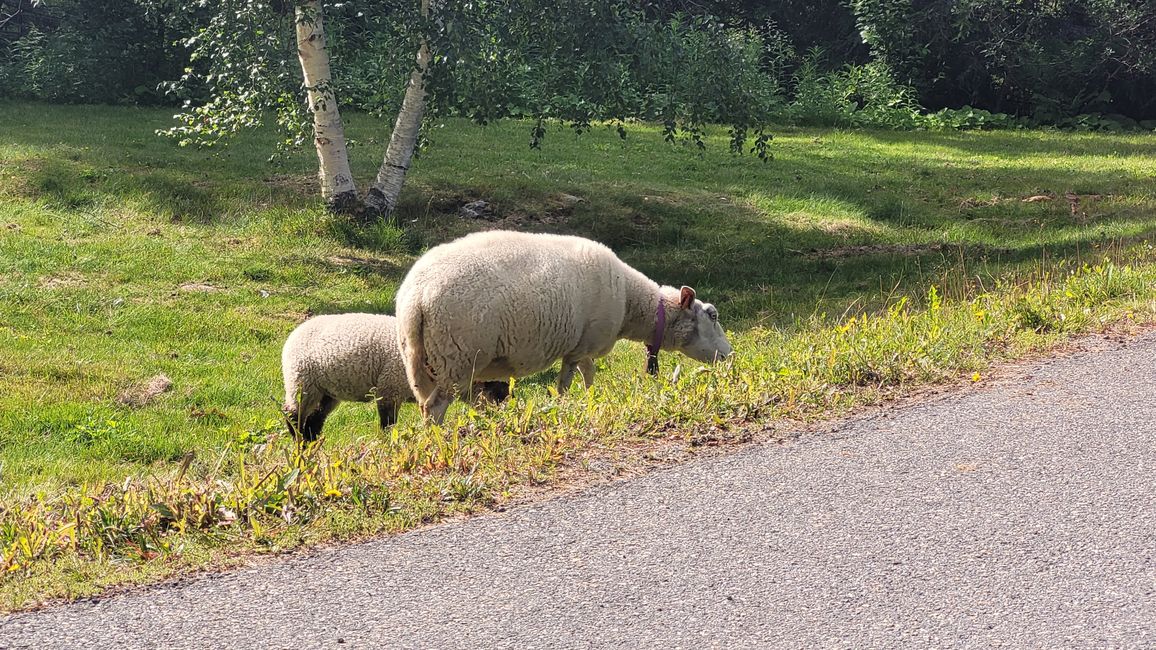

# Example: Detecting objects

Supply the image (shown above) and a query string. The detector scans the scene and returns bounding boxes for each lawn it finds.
[2,102,1155,609]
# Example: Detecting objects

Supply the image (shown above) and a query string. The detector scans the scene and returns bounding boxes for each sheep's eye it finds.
[708,311,719,322]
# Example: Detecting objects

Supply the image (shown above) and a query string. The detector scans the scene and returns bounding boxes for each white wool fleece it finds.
[281,313,407,420]
[395,230,732,422]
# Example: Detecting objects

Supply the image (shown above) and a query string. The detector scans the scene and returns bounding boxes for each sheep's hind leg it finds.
[301,395,339,441]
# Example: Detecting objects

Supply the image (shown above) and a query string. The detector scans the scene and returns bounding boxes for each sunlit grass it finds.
[2,102,1156,609]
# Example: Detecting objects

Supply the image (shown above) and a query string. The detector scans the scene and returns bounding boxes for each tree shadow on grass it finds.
[8,105,1154,335]
[134,174,223,224]
[892,129,1156,159]
[21,153,229,224]
[446,143,1156,332]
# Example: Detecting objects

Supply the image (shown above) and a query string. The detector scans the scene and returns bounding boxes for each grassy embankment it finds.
[2,103,1155,609]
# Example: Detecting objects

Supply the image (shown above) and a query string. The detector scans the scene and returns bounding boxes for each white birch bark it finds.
[364,0,431,216]
[295,0,359,213]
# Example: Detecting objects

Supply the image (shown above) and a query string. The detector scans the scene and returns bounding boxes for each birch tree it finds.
[363,0,429,215]
[294,0,359,213]
[161,0,779,221]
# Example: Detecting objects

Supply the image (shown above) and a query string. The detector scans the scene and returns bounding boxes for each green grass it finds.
[2,102,1156,609]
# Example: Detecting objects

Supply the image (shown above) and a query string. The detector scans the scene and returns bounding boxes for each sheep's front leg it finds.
[420,388,453,425]
[577,358,596,388]
[558,358,595,393]
[557,360,579,393]
[301,395,339,442]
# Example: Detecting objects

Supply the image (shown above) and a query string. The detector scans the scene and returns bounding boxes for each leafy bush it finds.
[421,6,783,155]
[163,2,783,159]
[157,2,305,150]
[775,55,1146,133]
[1056,113,1137,133]
[921,107,1026,131]
[849,0,1156,122]
[324,1,418,118]
[778,53,924,129]
[0,0,189,105]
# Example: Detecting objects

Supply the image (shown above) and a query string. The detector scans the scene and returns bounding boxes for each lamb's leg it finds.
[477,380,509,402]
[376,399,400,429]
[301,395,339,441]
[577,358,596,388]
[285,387,322,439]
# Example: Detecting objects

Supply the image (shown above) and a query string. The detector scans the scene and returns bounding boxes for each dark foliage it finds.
[849,0,1156,121]
[1,0,1153,123]
[0,0,192,105]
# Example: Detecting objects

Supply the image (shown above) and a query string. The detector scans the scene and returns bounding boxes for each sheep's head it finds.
[664,286,733,364]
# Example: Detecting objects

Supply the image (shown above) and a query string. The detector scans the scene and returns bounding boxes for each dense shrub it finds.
[1,0,1152,126]
[849,0,1156,121]
[779,54,923,129]
[0,0,190,105]
[163,2,782,157]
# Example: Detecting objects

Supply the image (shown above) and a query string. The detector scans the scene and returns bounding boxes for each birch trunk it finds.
[364,0,431,217]
[295,0,360,214]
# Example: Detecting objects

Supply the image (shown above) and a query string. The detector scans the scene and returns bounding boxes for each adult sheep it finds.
[395,230,733,423]
[282,313,508,440]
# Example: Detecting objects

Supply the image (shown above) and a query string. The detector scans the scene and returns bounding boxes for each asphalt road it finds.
[3,334,1155,649]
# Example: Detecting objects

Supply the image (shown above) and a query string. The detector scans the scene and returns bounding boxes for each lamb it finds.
[395,230,733,423]
[281,313,509,440]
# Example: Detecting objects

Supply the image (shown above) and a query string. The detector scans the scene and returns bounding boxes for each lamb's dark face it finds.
[667,286,733,364]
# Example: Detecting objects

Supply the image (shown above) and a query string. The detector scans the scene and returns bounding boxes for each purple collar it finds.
[646,299,666,376]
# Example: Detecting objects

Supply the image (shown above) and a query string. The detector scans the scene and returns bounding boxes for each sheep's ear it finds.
[679,286,696,310]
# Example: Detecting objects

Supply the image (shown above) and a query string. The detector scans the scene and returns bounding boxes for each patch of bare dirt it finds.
[117,374,173,408]
[457,194,580,230]
[554,193,585,208]
[958,192,1111,214]
[219,237,258,250]
[38,273,87,289]
[958,196,1003,210]
[1061,192,1110,222]
[178,282,223,293]
[819,220,873,236]
[801,243,949,260]
[325,255,400,274]
[262,174,315,196]
[639,193,690,208]
[493,210,571,228]
[630,212,658,227]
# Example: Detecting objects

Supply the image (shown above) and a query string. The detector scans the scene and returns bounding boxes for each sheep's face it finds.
[666,286,733,364]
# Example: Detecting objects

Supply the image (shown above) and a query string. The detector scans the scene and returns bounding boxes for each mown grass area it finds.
[2,102,1155,610]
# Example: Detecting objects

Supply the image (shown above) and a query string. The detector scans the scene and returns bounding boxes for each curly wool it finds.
[281,313,408,439]
[395,230,732,423]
